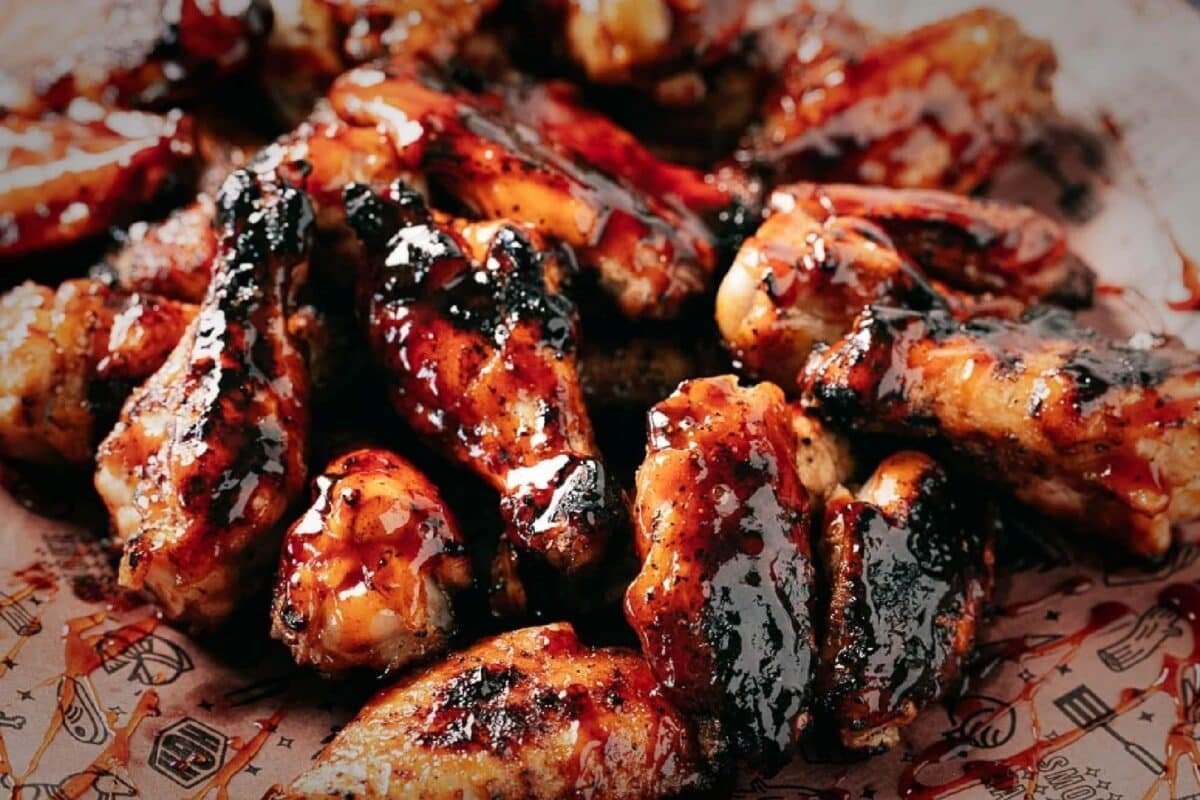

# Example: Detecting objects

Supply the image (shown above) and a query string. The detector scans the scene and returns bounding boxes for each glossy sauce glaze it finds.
[271,447,472,675]
[626,375,817,768]
[345,181,627,609]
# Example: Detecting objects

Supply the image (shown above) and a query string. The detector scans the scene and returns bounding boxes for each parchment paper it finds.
[2,1,1200,797]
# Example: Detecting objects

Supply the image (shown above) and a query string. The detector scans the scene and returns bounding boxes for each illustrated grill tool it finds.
[1053,685,1164,774]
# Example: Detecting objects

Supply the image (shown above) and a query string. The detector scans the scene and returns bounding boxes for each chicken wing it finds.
[0,0,271,117]
[0,278,194,465]
[626,375,818,767]
[345,181,627,607]
[94,167,314,628]
[801,305,1200,557]
[746,8,1056,192]
[267,623,720,800]
[0,107,192,260]
[819,450,993,752]
[329,59,723,318]
[271,447,472,674]
[790,406,854,507]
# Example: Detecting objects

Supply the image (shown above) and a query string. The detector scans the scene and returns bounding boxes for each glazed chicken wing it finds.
[0,0,270,117]
[0,278,194,464]
[746,8,1057,192]
[0,107,192,260]
[271,447,472,674]
[802,306,1200,557]
[627,375,818,767]
[819,450,993,752]
[345,181,627,607]
[267,623,719,800]
[330,59,723,318]
[94,168,314,628]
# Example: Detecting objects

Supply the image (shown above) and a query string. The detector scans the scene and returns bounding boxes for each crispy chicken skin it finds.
[0,278,194,464]
[101,196,219,303]
[344,181,626,593]
[819,451,993,752]
[802,306,1200,557]
[748,8,1056,192]
[271,447,472,674]
[266,623,718,800]
[0,107,193,260]
[94,168,314,628]
[0,0,271,117]
[627,376,818,767]
[330,59,722,318]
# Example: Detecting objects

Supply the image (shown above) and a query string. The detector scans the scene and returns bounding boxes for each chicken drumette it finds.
[345,181,627,610]
[271,447,472,674]
[95,167,314,628]
[819,450,993,751]
[626,375,818,767]
[802,305,1200,557]
[267,623,720,800]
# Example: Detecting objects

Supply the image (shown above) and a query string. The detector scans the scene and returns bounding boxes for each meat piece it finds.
[271,448,471,674]
[0,0,271,117]
[100,197,218,303]
[790,406,854,506]
[94,168,314,628]
[747,8,1057,192]
[801,305,1200,557]
[267,623,720,800]
[626,375,818,766]
[345,182,627,608]
[330,59,723,318]
[819,450,993,752]
[0,278,194,464]
[0,107,193,260]
[771,182,1094,307]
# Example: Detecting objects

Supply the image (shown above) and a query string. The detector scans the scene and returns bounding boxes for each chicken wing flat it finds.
[0,0,271,117]
[801,306,1200,557]
[94,168,314,628]
[627,375,817,767]
[747,8,1056,192]
[345,181,626,601]
[819,450,992,752]
[271,447,472,674]
[329,59,723,318]
[100,196,219,303]
[0,107,192,260]
[0,278,194,465]
[267,623,719,800]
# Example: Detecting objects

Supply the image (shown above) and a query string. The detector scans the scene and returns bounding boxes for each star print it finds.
[1085,767,1100,777]
[1056,664,1072,675]
[1045,609,1061,621]
[278,736,294,749]
[1098,780,1112,790]
[17,690,32,701]
[27,596,40,606]
[1106,793,1123,800]
[264,721,279,733]
[1019,668,1036,682]
[107,706,124,717]
[1139,712,1154,722]
[2,658,16,669]
[245,764,261,776]
[198,699,214,712]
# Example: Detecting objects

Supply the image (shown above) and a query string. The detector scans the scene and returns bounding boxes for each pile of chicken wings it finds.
[2,1,1197,797]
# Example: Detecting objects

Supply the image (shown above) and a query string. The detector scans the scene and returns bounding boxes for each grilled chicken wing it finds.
[790,406,854,507]
[271,447,472,674]
[0,107,192,260]
[0,278,193,464]
[746,8,1056,192]
[345,181,627,607]
[801,305,1200,557]
[267,623,719,800]
[717,183,1090,385]
[330,59,723,318]
[819,450,993,752]
[94,168,314,628]
[100,196,218,303]
[0,0,271,117]
[627,375,818,767]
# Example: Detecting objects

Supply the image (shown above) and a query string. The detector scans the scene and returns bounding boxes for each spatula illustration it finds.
[1053,685,1164,774]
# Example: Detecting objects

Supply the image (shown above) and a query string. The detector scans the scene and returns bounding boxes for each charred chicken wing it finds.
[802,306,1200,557]
[345,181,626,603]
[0,278,194,464]
[747,8,1056,192]
[0,0,271,117]
[330,59,722,318]
[94,168,314,628]
[819,450,992,752]
[627,375,818,767]
[271,447,472,674]
[0,107,192,260]
[267,623,719,800]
